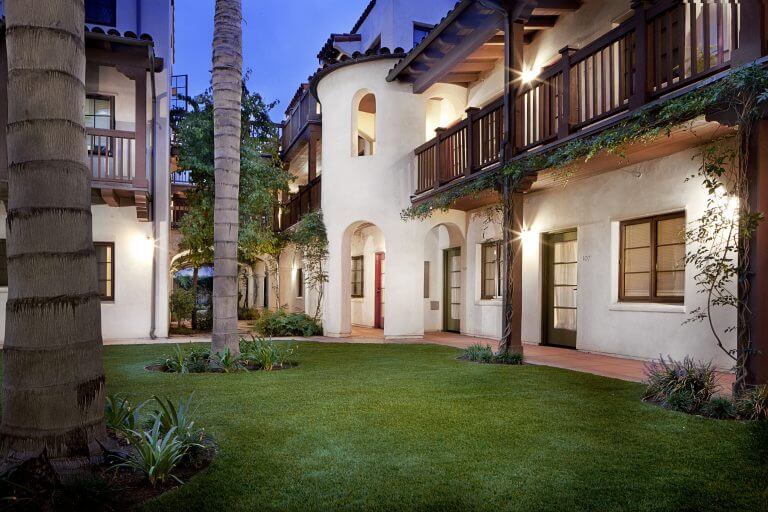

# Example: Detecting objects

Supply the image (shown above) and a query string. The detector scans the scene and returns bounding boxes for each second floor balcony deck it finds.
[281,84,322,161]
[390,0,768,202]
[275,175,322,232]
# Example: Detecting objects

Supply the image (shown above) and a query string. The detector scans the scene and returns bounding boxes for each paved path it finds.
[105,324,736,389]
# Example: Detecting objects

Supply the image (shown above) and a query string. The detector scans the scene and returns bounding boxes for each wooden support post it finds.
[308,132,318,182]
[503,18,525,160]
[558,46,576,140]
[745,119,768,386]
[500,177,524,356]
[629,1,649,111]
[465,107,479,176]
[732,0,765,66]
[132,69,148,190]
[434,128,446,189]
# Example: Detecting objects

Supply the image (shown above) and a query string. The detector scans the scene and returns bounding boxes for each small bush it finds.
[118,424,193,487]
[196,309,213,331]
[464,344,494,363]
[240,336,297,371]
[493,351,524,365]
[736,385,768,421]
[209,348,246,373]
[170,289,196,328]
[701,396,736,419]
[643,356,718,413]
[254,309,322,337]
[105,394,145,436]
[146,395,205,455]
[238,307,261,321]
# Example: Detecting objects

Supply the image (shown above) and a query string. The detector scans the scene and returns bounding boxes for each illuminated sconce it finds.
[520,66,541,85]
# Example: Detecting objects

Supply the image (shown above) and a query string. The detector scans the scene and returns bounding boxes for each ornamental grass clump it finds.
[736,385,768,421]
[117,424,194,487]
[240,335,297,371]
[253,308,322,337]
[464,344,494,363]
[643,356,718,413]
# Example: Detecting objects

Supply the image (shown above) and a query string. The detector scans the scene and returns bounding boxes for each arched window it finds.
[355,93,376,156]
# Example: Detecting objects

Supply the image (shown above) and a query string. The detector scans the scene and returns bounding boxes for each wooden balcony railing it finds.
[415,98,503,194]
[278,175,322,231]
[281,89,321,154]
[87,128,136,184]
[414,0,752,197]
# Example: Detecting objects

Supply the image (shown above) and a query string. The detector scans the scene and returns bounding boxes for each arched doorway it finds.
[342,221,386,336]
[423,223,465,333]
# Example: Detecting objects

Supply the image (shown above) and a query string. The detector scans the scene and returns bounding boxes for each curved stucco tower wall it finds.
[316,59,466,338]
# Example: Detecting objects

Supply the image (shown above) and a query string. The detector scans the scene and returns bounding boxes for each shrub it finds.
[701,396,736,419]
[196,309,213,331]
[118,424,192,487]
[238,307,261,321]
[170,289,196,328]
[254,309,322,337]
[464,344,494,363]
[493,351,524,365]
[209,348,246,373]
[146,395,205,451]
[105,394,145,436]
[736,385,768,421]
[643,356,718,413]
[240,336,297,371]
[157,344,211,374]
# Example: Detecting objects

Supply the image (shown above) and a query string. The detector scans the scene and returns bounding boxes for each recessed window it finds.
[481,241,503,300]
[355,94,376,156]
[85,0,117,27]
[351,256,364,298]
[95,242,115,301]
[620,212,686,303]
[297,268,304,298]
[85,95,114,154]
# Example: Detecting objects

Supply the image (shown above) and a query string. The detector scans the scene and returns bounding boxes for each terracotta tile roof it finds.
[317,33,362,65]
[85,25,154,42]
[308,46,406,100]
[285,83,310,116]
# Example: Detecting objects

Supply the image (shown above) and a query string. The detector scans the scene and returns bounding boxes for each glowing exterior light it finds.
[520,67,541,84]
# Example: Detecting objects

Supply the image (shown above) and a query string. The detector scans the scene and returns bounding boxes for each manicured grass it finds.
[100,342,768,512]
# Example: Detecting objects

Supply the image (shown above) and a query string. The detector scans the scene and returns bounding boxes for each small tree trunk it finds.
[191,266,199,330]
[1,0,107,462]
[211,0,243,355]
[498,176,524,357]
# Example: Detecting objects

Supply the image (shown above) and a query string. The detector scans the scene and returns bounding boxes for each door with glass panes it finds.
[443,248,461,333]
[544,230,578,348]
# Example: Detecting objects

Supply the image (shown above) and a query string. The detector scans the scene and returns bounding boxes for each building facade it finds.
[0,0,176,340]
[278,0,768,375]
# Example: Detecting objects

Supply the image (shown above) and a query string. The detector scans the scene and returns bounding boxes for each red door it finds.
[375,252,385,329]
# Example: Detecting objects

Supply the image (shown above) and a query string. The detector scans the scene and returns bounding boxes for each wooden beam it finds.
[533,0,580,11]
[452,60,497,73]
[413,14,504,94]
[442,72,481,83]
[525,15,557,29]
[100,188,119,207]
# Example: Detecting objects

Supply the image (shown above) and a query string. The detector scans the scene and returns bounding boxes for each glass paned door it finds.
[375,252,385,329]
[544,230,578,348]
[443,248,461,333]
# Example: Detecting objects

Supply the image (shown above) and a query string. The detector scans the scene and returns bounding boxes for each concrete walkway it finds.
[105,324,735,388]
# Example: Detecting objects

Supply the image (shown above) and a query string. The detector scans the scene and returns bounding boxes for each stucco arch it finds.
[423,220,467,334]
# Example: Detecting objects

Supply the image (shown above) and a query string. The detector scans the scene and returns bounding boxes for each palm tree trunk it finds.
[191,266,199,330]
[211,0,243,355]
[1,0,107,461]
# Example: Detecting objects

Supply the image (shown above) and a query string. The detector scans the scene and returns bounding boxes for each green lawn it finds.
[101,342,768,512]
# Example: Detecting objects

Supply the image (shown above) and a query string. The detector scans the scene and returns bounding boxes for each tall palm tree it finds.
[211,0,243,355]
[1,1,107,460]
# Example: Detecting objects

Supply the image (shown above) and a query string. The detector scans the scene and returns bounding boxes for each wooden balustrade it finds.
[413,0,753,197]
[278,175,322,231]
[415,99,503,194]
[281,89,321,153]
[87,128,136,183]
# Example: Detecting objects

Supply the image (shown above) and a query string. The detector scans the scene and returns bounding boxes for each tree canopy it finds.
[172,79,291,266]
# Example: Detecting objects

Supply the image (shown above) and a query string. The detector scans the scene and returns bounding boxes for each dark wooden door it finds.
[443,247,461,333]
[375,252,385,329]
[544,230,578,348]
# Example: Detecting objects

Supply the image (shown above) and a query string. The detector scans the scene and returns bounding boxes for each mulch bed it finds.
[0,433,216,512]
[145,362,298,373]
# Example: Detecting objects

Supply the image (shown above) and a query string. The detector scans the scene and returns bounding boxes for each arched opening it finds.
[354,93,376,157]
[423,223,465,333]
[342,221,386,336]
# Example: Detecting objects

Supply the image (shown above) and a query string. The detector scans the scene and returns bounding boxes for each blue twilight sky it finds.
[174,0,370,122]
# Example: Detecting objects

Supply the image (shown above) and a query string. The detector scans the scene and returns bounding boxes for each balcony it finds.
[88,128,137,185]
[281,85,321,160]
[276,176,321,231]
[404,0,766,201]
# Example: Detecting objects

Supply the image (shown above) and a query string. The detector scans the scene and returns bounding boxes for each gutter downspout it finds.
[148,44,159,339]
